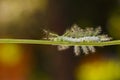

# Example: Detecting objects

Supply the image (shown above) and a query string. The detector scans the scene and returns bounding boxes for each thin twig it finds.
[0,39,119,46]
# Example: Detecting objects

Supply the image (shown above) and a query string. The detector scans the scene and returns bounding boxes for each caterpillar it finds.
[43,24,112,56]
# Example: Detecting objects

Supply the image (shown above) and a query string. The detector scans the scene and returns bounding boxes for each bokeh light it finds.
[108,8,120,39]
[75,55,120,80]
[0,0,48,26]
[0,44,22,66]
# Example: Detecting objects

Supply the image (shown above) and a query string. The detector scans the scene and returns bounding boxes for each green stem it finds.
[0,39,120,46]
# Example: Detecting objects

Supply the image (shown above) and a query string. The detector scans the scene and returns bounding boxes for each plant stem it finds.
[0,39,120,46]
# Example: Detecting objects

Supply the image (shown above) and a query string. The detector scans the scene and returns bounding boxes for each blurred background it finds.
[0,0,120,80]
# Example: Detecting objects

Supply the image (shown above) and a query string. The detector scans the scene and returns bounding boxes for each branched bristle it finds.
[93,26,102,36]
[85,27,94,36]
[58,45,69,51]
[81,46,89,54]
[88,46,96,53]
[74,46,80,55]
[63,25,102,38]
[43,29,59,40]
[99,35,112,41]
